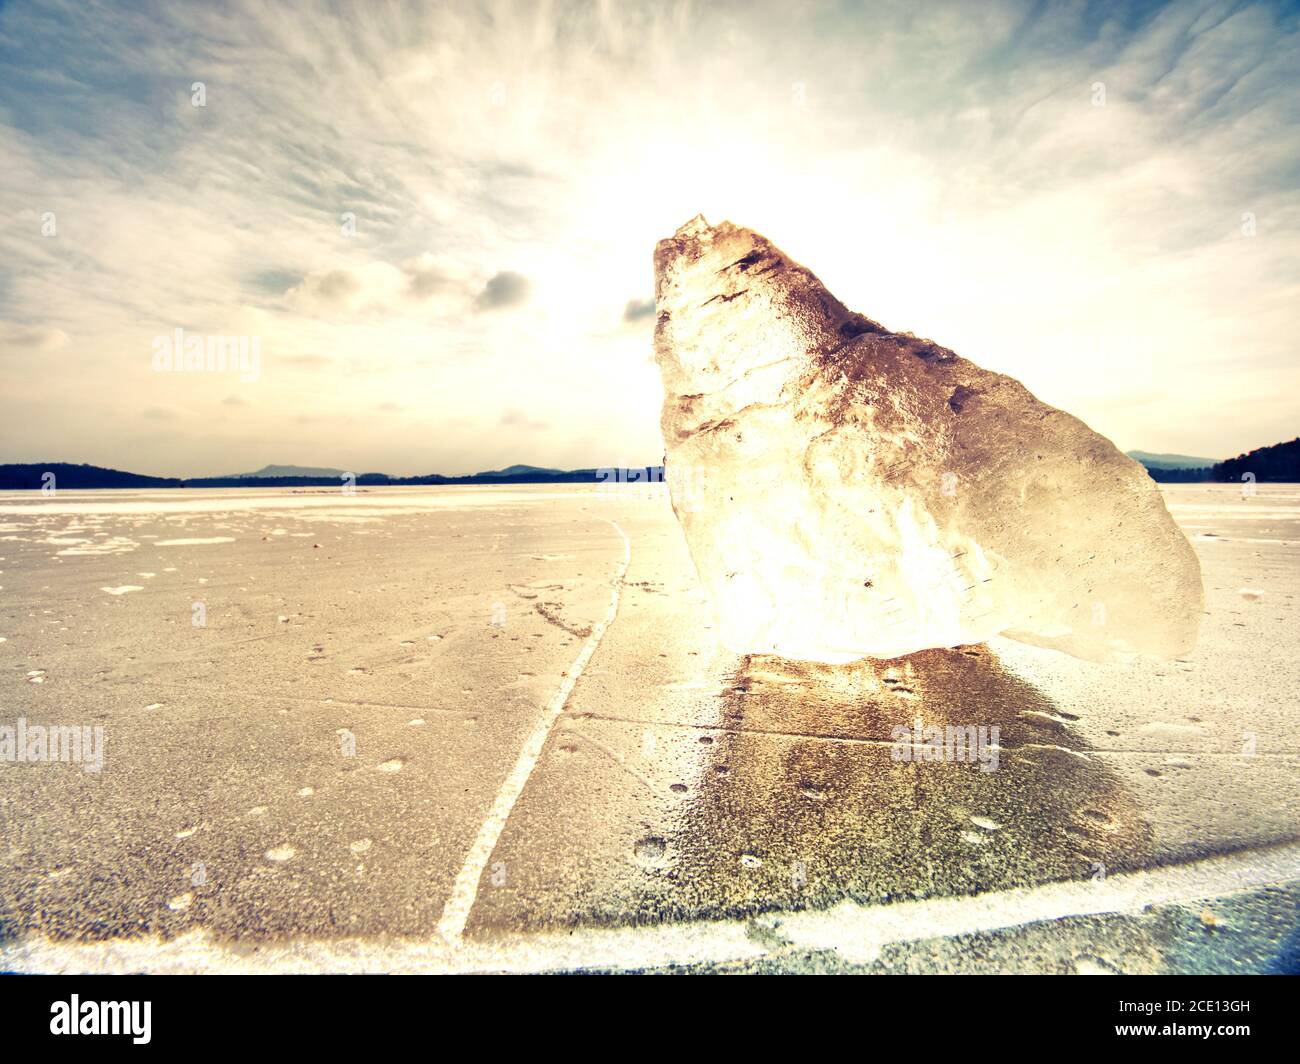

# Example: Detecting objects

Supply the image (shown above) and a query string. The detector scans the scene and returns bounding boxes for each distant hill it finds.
[0,461,665,490]
[0,462,182,490]
[1212,438,1300,483]
[473,463,565,478]
[1126,450,1216,483]
[1126,450,1218,470]
[218,464,349,479]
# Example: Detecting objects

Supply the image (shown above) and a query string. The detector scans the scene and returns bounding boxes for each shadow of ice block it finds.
[466,647,1159,934]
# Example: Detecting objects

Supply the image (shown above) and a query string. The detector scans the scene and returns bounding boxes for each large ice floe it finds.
[653,216,1203,663]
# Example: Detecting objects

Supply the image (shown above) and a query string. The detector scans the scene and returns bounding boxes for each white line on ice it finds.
[435,514,632,943]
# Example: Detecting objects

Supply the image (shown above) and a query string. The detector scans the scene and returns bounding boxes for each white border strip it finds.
[5,840,1298,974]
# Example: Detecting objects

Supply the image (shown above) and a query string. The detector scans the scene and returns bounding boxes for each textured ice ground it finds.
[0,483,1296,973]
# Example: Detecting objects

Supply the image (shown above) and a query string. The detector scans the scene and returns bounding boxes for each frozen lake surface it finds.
[1,483,1297,972]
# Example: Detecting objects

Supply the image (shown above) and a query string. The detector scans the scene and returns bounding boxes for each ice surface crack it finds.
[436,514,632,942]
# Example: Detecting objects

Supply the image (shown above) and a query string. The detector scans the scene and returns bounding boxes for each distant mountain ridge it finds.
[473,464,564,478]
[1126,450,1218,470]
[7,443,1294,490]
[220,464,349,479]
[0,463,182,490]
[1127,439,1300,483]
[1126,449,1218,483]
[0,461,664,490]
[1212,437,1300,483]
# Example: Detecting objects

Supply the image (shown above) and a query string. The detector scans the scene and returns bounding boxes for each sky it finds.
[0,0,1297,477]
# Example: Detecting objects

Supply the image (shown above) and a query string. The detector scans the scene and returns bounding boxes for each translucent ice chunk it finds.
[653,216,1203,663]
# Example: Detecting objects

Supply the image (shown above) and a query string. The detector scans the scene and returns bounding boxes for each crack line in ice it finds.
[562,726,659,795]
[436,514,632,943]
[542,712,1300,759]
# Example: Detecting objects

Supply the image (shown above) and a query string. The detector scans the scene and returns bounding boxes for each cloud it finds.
[141,405,180,420]
[300,269,360,305]
[474,271,531,312]
[403,253,469,302]
[284,255,472,316]
[1,325,68,350]
[623,298,655,322]
[284,267,373,314]
[221,394,247,406]
[250,268,303,295]
[499,407,548,430]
